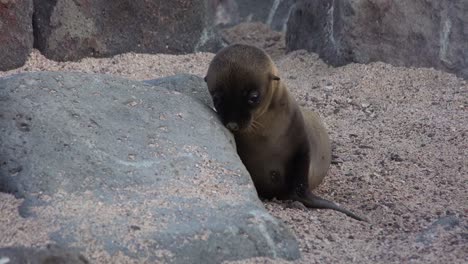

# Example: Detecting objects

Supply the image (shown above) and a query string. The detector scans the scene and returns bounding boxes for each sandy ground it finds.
[1,26,467,263]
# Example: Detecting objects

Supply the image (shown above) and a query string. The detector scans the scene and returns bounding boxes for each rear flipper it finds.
[293,192,367,222]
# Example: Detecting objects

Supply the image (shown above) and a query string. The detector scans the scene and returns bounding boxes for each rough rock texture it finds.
[0,72,300,263]
[0,0,34,71]
[2,0,297,66]
[286,0,468,79]
[33,0,222,61]
[213,0,296,32]
[144,74,214,109]
[0,245,89,264]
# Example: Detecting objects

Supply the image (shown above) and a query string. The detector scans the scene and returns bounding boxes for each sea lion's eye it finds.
[247,91,260,105]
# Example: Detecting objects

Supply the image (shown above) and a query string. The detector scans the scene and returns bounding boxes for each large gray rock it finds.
[0,72,300,263]
[33,0,222,61]
[0,0,33,71]
[286,0,468,79]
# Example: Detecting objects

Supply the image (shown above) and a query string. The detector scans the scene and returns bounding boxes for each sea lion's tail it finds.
[294,192,367,222]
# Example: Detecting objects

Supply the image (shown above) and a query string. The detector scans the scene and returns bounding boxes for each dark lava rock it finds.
[0,0,33,71]
[286,0,468,79]
[0,72,300,263]
[31,0,296,63]
[33,0,222,61]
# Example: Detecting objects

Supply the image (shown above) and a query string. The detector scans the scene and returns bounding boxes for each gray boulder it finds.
[0,0,33,71]
[0,72,300,263]
[286,0,468,79]
[33,0,222,61]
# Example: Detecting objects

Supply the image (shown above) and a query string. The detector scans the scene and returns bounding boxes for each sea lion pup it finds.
[205,44,365,221]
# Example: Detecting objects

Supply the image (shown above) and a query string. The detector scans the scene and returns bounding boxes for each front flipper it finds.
[293,192,367,222]
[287,121,366,222]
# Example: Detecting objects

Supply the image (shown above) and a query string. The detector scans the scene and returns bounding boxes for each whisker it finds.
[253,120,264,129]
[251,121,263,135]
[239,119,265,135]
[252,120,263,133]
[251,125,258,134]
[256,109,267,119]
[250,126,256,134]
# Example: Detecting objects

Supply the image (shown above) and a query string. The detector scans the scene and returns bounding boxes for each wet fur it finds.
[205,44,365,221]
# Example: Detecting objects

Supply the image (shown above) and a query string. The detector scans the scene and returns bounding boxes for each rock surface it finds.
[213,0,296,32]
[33,0,222,61]
[0,0,295,67]
[0,72,300,263]
[286,0,468,79]
[213,0,297,31]
[0,0,33,71]
[144,74,214,109]
[0,245,89,264]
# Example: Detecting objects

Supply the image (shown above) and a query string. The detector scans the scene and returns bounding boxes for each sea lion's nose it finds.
[226,122,239,132]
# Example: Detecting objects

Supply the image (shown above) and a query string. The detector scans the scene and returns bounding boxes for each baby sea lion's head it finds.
[205,44,280,133]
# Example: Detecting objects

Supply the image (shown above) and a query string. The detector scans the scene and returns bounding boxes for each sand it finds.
[1,36,467,263]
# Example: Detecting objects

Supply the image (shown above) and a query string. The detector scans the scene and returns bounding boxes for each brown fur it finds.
[205,44,365,221]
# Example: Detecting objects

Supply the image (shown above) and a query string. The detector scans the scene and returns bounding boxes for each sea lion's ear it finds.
[204,76,208,82]
[270,74,280,81]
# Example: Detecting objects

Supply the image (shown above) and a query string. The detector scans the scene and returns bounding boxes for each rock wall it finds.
[286,0,468,79]
[0,0,295,69]
[4,0,466,79]
[33,0,222,61]
[0,0,33,71]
